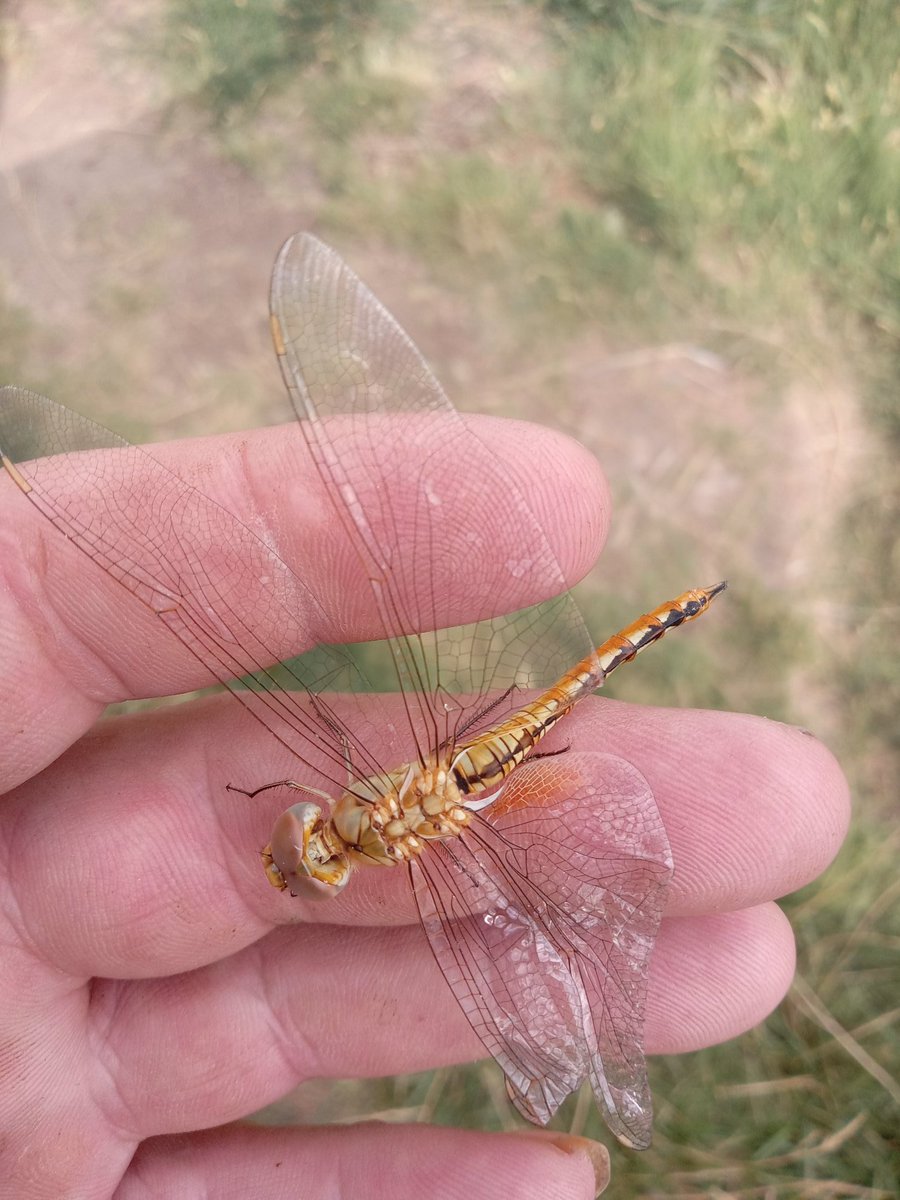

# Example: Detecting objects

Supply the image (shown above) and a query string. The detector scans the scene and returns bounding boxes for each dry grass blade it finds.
[791,975,900,1106]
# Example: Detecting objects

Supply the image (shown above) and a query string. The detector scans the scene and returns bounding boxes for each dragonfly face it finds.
[263,801,352,897]
[0,233,724,1149]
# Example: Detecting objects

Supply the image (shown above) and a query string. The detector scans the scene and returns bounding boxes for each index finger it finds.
[0,400,609,791]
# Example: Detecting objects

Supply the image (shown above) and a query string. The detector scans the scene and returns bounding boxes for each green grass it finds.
[155,0,408,124]
[550,1,900,339]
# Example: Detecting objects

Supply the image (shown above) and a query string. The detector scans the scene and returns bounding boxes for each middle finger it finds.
[3,693,846,980]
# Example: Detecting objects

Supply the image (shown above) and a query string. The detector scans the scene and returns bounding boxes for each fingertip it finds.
[647,904,796,1054]
[776,723,851,879]
[579,704,852,914]
[694,715,851,909]
[511,1130,610,1198]
[484,416,611,586]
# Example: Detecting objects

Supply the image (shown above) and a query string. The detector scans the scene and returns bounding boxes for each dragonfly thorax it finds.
[333,762,473,867]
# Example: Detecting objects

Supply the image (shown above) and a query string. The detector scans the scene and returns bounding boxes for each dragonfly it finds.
[0,234,724,1149]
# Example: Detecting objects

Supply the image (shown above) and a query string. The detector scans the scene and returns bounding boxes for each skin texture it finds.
[0,417,850,1200]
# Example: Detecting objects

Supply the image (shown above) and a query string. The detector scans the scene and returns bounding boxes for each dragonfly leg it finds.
[309,692,356,785]
[226,779,335,804]
[453,684,518,739]
[527,744,571,762]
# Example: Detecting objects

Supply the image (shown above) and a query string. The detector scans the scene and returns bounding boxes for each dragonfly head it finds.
[263,801,351,899]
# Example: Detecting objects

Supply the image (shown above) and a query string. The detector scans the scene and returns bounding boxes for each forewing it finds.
[270,234,596,760]
[0,236,597,791]
[413,751,672,1147]
[0,385,389,791]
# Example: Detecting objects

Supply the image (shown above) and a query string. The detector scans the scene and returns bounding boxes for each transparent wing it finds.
[411,753,672,1148]
[2,237,596,788]
[0,385,393,792]
[270,234,595,763]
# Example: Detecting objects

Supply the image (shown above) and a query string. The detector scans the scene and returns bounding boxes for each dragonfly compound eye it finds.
[268,802,351,899]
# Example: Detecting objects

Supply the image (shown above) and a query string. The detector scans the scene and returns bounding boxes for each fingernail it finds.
[512,1129,610,1197]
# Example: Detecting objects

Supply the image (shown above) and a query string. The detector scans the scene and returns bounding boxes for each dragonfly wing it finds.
[413,751,671,1147]
[489,751,673,1148]
[1,237,598,792]
[270,234,597,763]
[0,385,390,792]
[410,834,591,1125]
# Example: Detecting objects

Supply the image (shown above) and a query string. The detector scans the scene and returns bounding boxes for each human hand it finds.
[0,415,849,1200]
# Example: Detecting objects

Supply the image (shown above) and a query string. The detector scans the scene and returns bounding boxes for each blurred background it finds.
[1,1,897,1194]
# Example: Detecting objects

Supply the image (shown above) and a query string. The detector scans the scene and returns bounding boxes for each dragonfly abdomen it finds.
[450,583,726,800]
[451,690,581,795]
[451,730,536,795]
[592,582,727,682]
